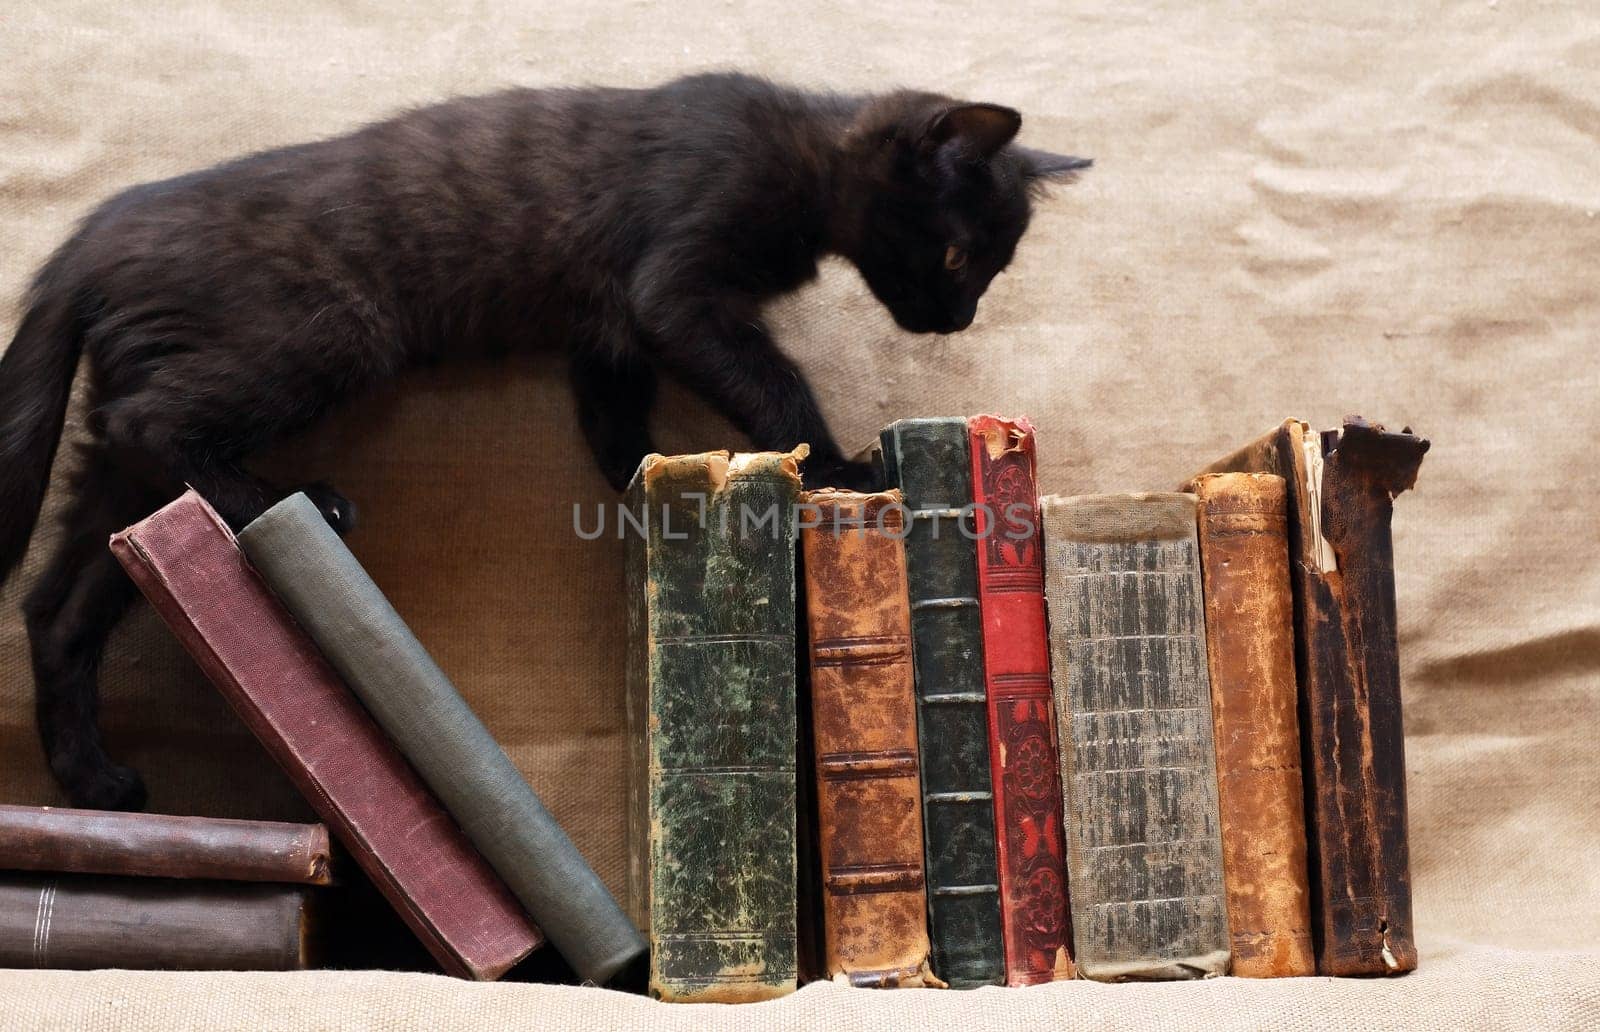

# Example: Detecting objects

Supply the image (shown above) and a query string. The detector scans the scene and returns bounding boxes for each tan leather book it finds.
[799,489,941,988]
[1187,473,1315,977]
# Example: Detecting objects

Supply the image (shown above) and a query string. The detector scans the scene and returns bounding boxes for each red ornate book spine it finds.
[109,490,542,980]
[966,415,1074,985]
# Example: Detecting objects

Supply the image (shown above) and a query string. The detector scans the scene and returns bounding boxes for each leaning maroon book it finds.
[109,490,542,980]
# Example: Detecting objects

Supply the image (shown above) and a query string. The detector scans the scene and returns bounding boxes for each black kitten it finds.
[0,72,1086,810]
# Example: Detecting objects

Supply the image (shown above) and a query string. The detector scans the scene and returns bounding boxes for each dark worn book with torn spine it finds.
[1040,491,1230,981]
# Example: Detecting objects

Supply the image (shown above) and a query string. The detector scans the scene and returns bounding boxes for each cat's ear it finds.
[1016,146,1094,184]
[922,103,1023,159]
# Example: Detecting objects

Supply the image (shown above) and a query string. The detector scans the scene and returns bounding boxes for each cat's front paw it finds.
[599,451,646,493]
[801,457,879,493]
[298,482,358,535]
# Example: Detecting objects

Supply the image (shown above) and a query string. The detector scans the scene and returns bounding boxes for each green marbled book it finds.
[625,448,804,1002]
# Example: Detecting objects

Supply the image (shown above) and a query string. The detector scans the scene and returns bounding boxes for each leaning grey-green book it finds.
[238,493,644,985]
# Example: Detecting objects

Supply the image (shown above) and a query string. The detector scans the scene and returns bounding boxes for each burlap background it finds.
[3,1,1597,1028]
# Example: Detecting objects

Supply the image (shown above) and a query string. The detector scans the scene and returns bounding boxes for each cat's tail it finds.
[0,266,83,588]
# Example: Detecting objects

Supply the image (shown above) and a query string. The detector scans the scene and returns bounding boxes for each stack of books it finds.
[626,415,1427,1000]
[0,805,326,970]
[101,490,647,982]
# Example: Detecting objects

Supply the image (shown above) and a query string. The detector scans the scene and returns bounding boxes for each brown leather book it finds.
[1187,473,1315,977]
[0,872,309,970]
[109,490,542,980]
[0,805,332,886]
[799,489,941,989]
[1197,417,1427,976]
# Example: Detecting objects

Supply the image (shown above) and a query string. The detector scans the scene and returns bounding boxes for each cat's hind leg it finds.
[27,451,349,811]
[23,446,163,810]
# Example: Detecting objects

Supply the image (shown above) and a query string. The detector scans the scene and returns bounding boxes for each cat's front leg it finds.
[648,313,875,491]
[569,350,659,491]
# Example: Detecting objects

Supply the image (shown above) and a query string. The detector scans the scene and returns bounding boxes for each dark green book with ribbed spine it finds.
[238,494,644,986]
[625,448,804,1003]
[878,419,1006,988]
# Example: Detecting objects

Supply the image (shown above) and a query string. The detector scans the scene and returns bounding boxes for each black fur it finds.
[0,72,1086,809]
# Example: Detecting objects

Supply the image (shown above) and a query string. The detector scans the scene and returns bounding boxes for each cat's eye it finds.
[944,245,968,271]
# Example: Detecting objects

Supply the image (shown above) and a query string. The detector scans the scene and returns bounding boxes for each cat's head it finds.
[834,95,1088,335]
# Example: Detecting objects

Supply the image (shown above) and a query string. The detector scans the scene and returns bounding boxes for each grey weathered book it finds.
[625,449,804,1002]
[1040,492,1230,981]
[0,873,309,970]
[876,419,1006,988]
[237,493,644,987]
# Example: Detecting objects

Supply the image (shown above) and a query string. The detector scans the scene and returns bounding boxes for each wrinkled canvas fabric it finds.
[2,945,1596,1032]
[2,2,1597,1028]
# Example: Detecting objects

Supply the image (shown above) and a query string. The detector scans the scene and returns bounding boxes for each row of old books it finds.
[0,492,648,981]
[625,415,1428,1001]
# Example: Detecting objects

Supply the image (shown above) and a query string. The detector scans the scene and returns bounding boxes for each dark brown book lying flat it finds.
[0,805,331,886]
[0,872,309,970]
[109,490,542,980]
[1198,417,1427,976]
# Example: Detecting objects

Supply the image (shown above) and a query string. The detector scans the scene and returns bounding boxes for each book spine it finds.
[110,491,542,981]
[237,494,644,986]
[1190,473,1315,977]
[1301,420,1426,975]
[1041,492,1231,981]
[627,450,803,1002]
[879,419,1005,989]
[966,416,1073,985]
[0,806,331,886]
[799,490,941,988]
[0,873,308,970]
